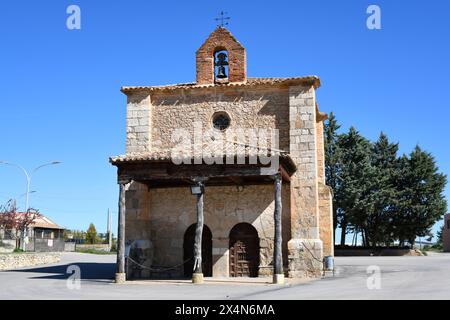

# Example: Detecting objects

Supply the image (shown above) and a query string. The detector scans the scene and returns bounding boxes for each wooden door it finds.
[229,223,259,277]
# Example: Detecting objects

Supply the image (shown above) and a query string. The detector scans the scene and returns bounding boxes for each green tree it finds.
[337,127,372,247]
[85,223,98,244]
[324,112,342,243]
[362,133,399,248]
[395,146,447,246]
[435,225,443,247]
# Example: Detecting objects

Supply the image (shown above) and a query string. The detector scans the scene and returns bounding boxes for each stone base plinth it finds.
[273,274,285,284]
[288,238,323,278]
[115,273,126,284]
[192,273,204,284]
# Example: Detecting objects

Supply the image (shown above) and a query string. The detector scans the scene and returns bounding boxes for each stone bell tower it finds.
[196,27,247,84]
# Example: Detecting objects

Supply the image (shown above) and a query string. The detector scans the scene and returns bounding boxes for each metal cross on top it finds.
[215,11,230,27]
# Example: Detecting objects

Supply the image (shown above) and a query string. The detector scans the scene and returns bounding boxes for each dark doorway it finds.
[229,223,260,277]
[183,224,213,277]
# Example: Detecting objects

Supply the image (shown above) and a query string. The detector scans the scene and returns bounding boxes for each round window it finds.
[212,112,231,131]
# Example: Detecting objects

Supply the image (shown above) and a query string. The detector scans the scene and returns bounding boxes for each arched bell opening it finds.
[214,49,229,81]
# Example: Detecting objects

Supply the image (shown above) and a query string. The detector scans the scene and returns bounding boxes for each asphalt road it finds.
[1,252,449,300]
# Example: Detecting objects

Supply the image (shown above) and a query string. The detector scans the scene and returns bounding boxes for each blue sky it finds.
[0,1,448,240]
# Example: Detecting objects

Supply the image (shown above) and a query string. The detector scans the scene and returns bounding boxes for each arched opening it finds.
[229,223,260,277]
[183,224,213,277]
[214,49,229,81]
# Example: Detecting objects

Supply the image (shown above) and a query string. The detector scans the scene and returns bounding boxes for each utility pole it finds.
[107,209,112,251]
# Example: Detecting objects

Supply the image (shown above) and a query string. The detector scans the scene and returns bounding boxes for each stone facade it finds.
[113,27,333,279]
[125,183,290,278]
[149,87,290,153]
[0,253,60,271]
[126,92,152,154]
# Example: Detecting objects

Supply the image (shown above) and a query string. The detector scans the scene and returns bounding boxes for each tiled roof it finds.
[33,216,65,230]
[121,76,320,94]
[16,213,64,230]
[110,140,290,164]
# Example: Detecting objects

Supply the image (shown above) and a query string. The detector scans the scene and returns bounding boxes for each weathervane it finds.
[215,11,230,27]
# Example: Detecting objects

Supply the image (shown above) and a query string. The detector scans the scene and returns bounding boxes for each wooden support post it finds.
[192,180,205,284]
[273,172,284,284]
[115,180,129,284]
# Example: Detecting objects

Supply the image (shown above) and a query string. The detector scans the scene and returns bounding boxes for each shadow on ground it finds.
[7,263,115,281]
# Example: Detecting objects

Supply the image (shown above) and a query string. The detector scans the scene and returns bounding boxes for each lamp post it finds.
[0,161,61,211]
[0,161,61,251]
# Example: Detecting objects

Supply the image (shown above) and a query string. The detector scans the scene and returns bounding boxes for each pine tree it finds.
[363,133,399,248]
[324,112,341,243]
[337,127,372,247]
[86,223,98,244]
[436,225,443,247]
[395,146,447,246]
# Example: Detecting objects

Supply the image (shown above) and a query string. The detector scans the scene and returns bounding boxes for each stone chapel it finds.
[110,27,334,283]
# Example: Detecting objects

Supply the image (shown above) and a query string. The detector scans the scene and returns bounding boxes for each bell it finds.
[216,65,227,79]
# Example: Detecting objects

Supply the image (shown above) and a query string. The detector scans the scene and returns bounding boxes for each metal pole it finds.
[28,161,61,210]
[108,208,112,251]
[25,175,31,212]
[0,161,60,211]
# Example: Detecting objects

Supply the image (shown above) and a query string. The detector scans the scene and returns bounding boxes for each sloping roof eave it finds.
[120,76,321,95]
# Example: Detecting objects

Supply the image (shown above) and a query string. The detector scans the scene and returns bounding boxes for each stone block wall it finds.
[75,244,110,252]
[64,242,76,252]
[0,240,16,253]
[444,214,450,252]
[125,184,290,278]
[150,86,290,153]
[315,114,325,183]
[123,181,152,278]
[288,85,323,278]
[319,183,334,257]
[126,92,152,154]
[0,253,60,271]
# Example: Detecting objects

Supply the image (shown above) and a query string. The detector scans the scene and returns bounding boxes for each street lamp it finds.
[190,185,204,195]
[0,161,61,211]
[19,191,37,198]
[0,161,61,251]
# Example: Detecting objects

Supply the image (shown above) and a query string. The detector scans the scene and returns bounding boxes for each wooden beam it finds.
[118,162,279,182]
[192,179,206,284]
[280,166,291,182]
[228,176,244,185]
[273,173,284,284]
[115,181,129,283]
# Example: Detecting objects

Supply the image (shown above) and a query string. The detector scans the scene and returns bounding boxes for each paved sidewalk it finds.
[1,252,449,299]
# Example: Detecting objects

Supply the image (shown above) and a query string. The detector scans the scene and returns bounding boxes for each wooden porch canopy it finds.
[110,150,296,285]
[109,152,297,186]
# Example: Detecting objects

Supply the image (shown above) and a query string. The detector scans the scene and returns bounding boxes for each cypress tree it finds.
[337,127,372,247]
[324,112,342,244]
[395,146,447,246]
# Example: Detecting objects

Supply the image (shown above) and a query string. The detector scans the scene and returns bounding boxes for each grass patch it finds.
[76,248,115,255]
[422,244,443,254]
